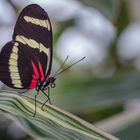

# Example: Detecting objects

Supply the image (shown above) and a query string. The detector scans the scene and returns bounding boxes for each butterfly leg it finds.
[41,87,52,111]
[33,90,40,117]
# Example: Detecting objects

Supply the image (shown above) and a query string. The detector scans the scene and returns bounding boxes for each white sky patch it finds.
[28,0,48,5]
[56,27,107,66]
[11,0,28,6]
[0,27,13,50]
[76,7,116,46]
[0,0,16,24]
[30,0,82,21]
[54,4,116,66]
[118,23,140,60]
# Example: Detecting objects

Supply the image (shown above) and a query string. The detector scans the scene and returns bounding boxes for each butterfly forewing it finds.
[13,4,53,77]
[0,4,53,89]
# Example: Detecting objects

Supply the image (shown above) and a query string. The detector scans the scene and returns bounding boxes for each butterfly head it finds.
[48,77,56,88]
[36,77,56,91]
[43,76,56,89]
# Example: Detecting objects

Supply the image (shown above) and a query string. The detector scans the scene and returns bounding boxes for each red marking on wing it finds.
[38,61,44,81]
[29,61,39,89]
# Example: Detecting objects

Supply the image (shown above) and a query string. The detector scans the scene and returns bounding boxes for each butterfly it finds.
[0,4,85,116]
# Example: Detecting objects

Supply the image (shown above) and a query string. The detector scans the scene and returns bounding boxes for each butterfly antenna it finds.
[53,55,69,77]
[55,57,86,77]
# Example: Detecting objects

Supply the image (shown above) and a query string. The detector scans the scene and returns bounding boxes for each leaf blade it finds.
[0,92,119,140]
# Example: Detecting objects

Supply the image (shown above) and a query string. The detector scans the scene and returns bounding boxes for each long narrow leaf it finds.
[0,92,119,140]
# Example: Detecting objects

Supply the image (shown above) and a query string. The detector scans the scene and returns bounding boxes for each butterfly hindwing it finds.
[0,41,43,89]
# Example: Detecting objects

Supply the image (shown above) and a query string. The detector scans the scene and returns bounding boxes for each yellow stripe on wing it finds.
[9,42,23,88]
[24,16,50,31]
[15,35,49,55]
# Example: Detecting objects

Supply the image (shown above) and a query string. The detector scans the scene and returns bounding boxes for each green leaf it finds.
[0,92,119,140]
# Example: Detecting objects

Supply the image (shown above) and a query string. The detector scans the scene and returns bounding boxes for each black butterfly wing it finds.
[0,4,52,89]
[13,4,53,77]
[0,41,35,89]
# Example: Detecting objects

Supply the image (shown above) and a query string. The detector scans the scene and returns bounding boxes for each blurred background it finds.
[0,0,140,140]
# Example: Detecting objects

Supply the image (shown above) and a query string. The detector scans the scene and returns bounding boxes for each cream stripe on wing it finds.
[23,16,50,31]
[9,59,17,66]
[15,35,49,55]
[9,42,22,88]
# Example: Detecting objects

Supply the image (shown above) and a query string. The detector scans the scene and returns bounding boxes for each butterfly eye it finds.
[42,81,46,86]
[51,83,55,88]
